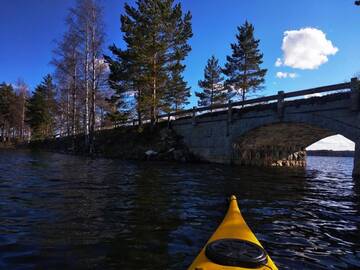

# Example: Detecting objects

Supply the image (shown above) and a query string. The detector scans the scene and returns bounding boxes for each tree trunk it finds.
[210,79,214,112]
[66,87,71,136]
[72,60,77,137]
[89,14,97,154]
[241,60,248,108]
[151,50,157,126]
[20,94,25,140]
[137,90,142,127]
[84,24,90,147]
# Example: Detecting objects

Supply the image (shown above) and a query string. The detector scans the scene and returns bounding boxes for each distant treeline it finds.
[1,0,267,153]
[307,150,354,157]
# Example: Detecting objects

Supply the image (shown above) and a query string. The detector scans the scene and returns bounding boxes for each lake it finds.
[0,150,359,269]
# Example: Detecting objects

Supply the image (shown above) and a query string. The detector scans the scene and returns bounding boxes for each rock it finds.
[160,129,171,141]
[145,150,158,156]
[158,142,169,152]
[167,148,175,153]
[173,149,187,162]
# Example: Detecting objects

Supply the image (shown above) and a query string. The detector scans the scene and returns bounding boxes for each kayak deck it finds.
[188,195,278,270]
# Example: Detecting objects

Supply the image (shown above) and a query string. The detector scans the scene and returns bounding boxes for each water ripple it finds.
[0,151,359,269]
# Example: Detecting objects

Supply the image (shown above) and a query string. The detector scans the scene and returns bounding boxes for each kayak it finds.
[188,195,278,270]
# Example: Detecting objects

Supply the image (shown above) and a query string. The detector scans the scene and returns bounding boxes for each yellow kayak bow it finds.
[188,195,278,270]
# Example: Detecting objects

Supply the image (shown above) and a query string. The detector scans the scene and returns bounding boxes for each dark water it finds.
[0,150,359,270]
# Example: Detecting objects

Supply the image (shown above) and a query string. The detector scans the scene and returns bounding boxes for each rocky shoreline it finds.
[24,125,197,163]
[0,143,15,149]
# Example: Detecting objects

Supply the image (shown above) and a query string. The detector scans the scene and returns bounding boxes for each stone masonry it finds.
[172,89,360,177]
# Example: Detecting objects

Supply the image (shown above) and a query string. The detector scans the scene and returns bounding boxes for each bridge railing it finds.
[282,82,351,99]
[109,79,358,128]
[51,78,358,138]
[153,80,355,122]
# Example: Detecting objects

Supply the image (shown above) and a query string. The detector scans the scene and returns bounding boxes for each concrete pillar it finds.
[353,140,360,177]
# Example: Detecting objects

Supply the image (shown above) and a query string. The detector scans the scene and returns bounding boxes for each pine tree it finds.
[223,21,267,102]
[162,3,192,114]
[105,46,138,123]
[0,83,16,142]
[0,82,31,142]
[27,75,57,139]
[196,56,227,109]
[163,61,190,113]
[105,0,192,125]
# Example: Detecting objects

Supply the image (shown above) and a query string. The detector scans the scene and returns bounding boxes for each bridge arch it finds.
[172,82,360,176]
[227,101,360,170]
[230,122,343,167]
[229,111,359,143]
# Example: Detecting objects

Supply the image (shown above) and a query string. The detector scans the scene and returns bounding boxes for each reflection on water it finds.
[0,150,359,269]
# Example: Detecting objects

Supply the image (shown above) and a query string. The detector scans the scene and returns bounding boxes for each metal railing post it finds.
[351,77,359,111]
[277,91,285,118]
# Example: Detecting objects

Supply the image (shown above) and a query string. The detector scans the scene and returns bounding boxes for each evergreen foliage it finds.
[0,83,14,127]
[105,0,193,125]
[196,56,227,108]
[0,83,16,141]
[1,2,273,144]
[27,75,58,139]
[163,61,191,113]
[223,21,267,102]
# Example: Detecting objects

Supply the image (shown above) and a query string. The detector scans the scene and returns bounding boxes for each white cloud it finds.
[307,135,355,151]
[277,27,338,70]
[276,71,297,79]
[275,58,282,67]
[276,72,287,78]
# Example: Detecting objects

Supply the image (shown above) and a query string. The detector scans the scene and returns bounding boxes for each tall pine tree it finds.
[196,55,227,109]
[0,82,31,142]
[223,21,267,102]
[27,75,57,139]
[163,61,190,113]
[0,83,16,142]
[105,0,192,125]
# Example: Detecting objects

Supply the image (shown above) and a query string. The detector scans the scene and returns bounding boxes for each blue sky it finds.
[0,0,359,149]
[1,0,359,94]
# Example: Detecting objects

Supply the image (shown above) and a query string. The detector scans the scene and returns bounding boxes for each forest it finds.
[0,0,267,153]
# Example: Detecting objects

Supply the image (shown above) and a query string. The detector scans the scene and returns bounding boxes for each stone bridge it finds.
[169,78,360,176]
